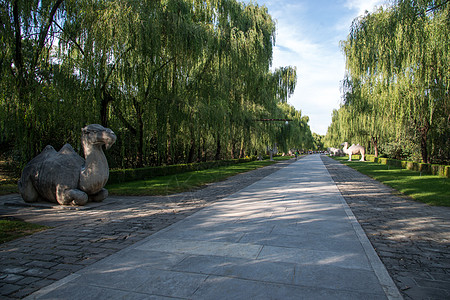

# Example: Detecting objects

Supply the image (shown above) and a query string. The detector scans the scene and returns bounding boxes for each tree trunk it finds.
[202,137,207,162]
[13,0,26,99]
[231,141,236,159]
[371,136,379,157]
[420,129,429,163]
[197,137,202,163]
[133,99,144,168]
[187,139,195,163]
[215,134,221,161]
[239,139,245,158]
[100,89,114,127]
[167,137,172,165]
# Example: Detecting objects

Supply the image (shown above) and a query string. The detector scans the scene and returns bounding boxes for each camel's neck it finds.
[84,144,108,170]
[79,143,109,194]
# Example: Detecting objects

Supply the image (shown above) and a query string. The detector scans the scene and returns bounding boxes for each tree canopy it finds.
[325,0,450,164]
[1,0,314,169]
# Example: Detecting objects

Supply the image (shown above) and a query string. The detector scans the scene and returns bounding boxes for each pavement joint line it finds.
[23,274,80,300]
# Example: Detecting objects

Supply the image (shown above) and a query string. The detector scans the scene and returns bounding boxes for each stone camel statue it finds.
[18,124,116,206]
[341,142,365,161]
[328,147,343,157]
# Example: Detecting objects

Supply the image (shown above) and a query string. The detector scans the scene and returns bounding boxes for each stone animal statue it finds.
[341,142,365,161]
[328,147,344,157]
[18,124,116,206]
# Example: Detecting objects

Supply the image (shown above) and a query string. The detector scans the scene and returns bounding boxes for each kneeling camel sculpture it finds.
[18,124,116,206]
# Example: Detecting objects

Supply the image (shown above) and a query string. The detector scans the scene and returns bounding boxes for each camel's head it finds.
[340,142,348,147]
[81,124,116,150]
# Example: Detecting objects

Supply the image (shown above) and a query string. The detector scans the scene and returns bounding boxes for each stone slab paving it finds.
[23,155,400,299]
[322,155,450,300]
[0,160,293,299]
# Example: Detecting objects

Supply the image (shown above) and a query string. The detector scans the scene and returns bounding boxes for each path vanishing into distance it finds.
[1,155,449,299]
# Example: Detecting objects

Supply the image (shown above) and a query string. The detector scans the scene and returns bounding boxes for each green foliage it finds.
[0,0,313,170]
[0,219,50,244]
[333,157,450,206]
[326,0,450,164]
[380,140,421,162]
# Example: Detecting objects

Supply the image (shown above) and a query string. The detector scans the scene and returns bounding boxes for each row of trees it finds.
[1,0,314,169]
[325,0,449,164]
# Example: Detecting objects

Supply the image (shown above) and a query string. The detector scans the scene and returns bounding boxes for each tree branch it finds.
[13,0,24,82]
[53,21,85,56]
[103,46,133,87]
[145,57,176,100]
[425,0,450,14]
[33,0,64,69]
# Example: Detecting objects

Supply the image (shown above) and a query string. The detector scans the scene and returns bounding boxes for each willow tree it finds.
[0,0,76,165]
[336,0,450,163]
[2,0,314,169]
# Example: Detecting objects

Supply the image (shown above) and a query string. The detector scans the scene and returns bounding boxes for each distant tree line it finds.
[325,0,449,164]
[1,0,315,170]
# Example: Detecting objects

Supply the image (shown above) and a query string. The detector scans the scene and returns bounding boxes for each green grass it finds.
[0,165,19,195]
[0,183,18,195]
[0,219,50,243]
[106,157,292,196]
[334,156,450,206]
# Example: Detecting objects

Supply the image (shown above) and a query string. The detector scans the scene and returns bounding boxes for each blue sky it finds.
[248,0,386,135]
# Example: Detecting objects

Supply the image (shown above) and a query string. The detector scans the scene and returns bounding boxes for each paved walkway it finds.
[21,155,400,299]
[1,160,292,299]
[322,156,450,300]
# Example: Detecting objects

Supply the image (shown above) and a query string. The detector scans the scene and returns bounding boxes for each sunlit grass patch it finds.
[333,156,450,206]
[0,219,50,244]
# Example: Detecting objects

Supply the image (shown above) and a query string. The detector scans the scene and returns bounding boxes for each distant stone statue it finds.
[341,142,365,161]
[18,124,116,206]
[328,147,344,157]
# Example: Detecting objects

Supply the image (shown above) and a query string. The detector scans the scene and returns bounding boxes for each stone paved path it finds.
[0,160,293,299]
[22,155,399,299]
[1,156,449,299]
[322,155,450,300]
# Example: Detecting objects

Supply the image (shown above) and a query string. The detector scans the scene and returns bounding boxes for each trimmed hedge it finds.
[108,157,262,184]
[360,155,449,178]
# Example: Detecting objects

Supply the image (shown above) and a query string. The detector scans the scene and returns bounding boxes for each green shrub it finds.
[108,158,258,184]
[348,155,449,178]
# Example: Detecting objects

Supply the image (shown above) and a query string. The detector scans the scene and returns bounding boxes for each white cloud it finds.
[344,0,388,16]
[269,10,345,135]
[245,0,390,135]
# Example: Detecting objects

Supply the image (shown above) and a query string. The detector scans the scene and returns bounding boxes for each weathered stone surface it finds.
[18,124,116,206]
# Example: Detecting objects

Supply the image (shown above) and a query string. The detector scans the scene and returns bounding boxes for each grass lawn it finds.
[106,157,292,196]
[0,165,19,195]
[0,218,50,244]
[333,156,450,207]
[0,183,18,195]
